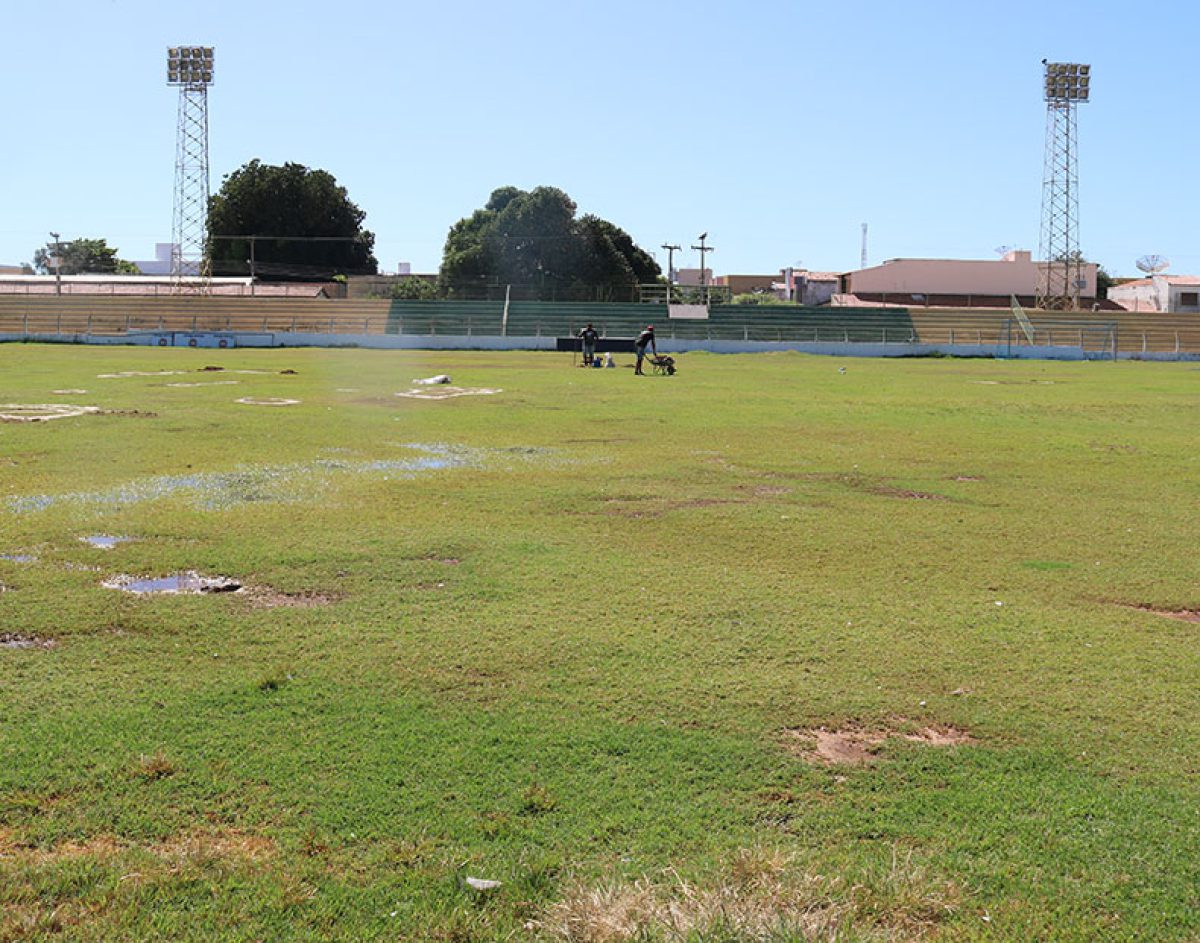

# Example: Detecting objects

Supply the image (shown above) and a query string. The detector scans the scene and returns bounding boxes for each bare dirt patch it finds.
[241,586,340,610]
[785,721,974,766]
[0,633,56,650]
[951,475,984,482]
[904,726,974,747]
[1126,603,1200,624]
[870,486,950,501]
[787,727,887,766]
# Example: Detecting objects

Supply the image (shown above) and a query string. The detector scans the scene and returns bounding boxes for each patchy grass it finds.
[1,346,1199,940]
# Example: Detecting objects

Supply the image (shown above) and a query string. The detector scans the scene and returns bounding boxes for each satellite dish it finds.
[1136,254,1170,274]
[994,245,1013,257]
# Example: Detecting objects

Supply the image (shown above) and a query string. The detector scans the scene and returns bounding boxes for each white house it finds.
[1108,275,1200,313]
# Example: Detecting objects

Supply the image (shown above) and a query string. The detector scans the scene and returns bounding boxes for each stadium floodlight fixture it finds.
[167,46,215,86]
[1043,60,1090,102]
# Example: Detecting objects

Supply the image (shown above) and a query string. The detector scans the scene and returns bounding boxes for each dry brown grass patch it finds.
[132,750,178,780]
[535,847,960,942]
[152,828,276,864]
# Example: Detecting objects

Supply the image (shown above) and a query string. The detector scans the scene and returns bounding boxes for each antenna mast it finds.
[860,223,868,269]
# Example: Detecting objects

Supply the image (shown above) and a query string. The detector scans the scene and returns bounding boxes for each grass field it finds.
[1,344,1198,941]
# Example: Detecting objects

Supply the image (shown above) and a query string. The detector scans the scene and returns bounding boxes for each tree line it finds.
[31,161,661,301]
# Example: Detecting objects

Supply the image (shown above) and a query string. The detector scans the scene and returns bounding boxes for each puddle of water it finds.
[1,554,37,563]
[103,571,242,595]
[8,443,557,513]
[80,535,133,550]
[0,404,100,423]
[97,371,187,379]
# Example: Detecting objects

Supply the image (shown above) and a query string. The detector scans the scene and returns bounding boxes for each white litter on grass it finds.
[97,371,187,378]
[412,374,452,386]
[235,397,300,406]
[395,387,502,400]
[465,877,502,891]
[0,404,100,422]
[51,389,88,394]
[167,380,240,388]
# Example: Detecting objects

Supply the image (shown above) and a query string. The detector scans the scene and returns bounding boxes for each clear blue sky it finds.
[4,0,1197,278]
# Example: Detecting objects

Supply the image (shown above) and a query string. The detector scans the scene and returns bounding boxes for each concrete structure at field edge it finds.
[841,250,1098,308]
[1108,275,1200,313]
[711,271,839,306]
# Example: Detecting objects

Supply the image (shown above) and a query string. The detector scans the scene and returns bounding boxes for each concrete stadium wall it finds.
[7,329,1199,361]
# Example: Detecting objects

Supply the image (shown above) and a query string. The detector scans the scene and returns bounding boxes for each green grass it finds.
[1,345,1198,941]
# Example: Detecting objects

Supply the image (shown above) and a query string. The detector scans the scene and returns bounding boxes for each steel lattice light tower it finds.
[1037,60,1091,310]
[168,46,214,287]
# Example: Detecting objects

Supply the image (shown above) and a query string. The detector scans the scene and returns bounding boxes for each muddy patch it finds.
[235,397,300,406]
[1,633,56,650]
[785,721,973,766]
[0,404,100,423]
[97,409,157,418]
[869,486,950,501]
[1125,603,1200,624]
[241,587,339,609]
[395,386,502,400]
[102,572,242,595]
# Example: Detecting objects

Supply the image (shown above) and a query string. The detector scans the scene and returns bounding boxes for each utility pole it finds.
[49,232,62,295]
[660,243,681,303]
[691,232,713,302]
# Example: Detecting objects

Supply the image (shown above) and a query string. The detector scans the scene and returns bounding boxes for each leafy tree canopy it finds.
[32,238,138,275]
[440,186,660,299]
[207,160,377,280]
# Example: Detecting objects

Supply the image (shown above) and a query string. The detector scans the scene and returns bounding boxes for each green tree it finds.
[383,277,439,300]
[32,238,137,275]
[439,186,660,299]
[207,160,377,280]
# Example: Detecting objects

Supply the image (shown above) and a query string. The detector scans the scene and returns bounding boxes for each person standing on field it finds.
[634,325,656,375]
[579,322,599,366]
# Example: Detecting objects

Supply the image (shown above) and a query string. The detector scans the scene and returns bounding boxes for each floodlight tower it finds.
[167,46,214,288]
[1037,60,1091,310]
